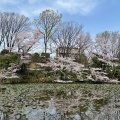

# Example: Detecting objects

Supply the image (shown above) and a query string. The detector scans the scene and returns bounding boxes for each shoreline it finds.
[1,80,120,84]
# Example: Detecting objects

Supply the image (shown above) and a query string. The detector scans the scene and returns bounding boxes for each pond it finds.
[0,83,120,120]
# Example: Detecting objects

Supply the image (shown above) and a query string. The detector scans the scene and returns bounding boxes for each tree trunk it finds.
[44,43,47,54]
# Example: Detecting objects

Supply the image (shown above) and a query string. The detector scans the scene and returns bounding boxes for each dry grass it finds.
[29,63,41,69]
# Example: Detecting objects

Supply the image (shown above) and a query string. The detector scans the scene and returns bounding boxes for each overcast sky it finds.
[0,0,120,37]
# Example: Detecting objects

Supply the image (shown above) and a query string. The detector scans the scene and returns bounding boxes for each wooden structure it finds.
[56,47,79,58]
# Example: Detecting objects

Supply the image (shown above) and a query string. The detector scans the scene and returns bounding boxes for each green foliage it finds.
[91,56,112,72]
[41,53,50,58]
[106,68,113,79]
[31,53,50,63]
[17,70,55,83]
[1,49,9,55]
[81,74,87,80]
[0,53,19,68]
[56,67,78,81]
[91,56,101,68]
[83,69,91,75]
[106,66,120,80]
[28,62,41,69]
[59,71,65,80]
[31,53,41,62]
[45,66,52,71]
[115,66,120,80]
[39,76,55,83]
[75,54,88,67]
[5,78,21,84]
[68,71,78,81]
[117,53,120,63]
[18,63,28,74]
[38,53,50,63]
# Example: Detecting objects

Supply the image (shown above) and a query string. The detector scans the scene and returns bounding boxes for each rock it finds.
[21,114,28,120]
[32,105,37,109]
[73,113,81,120]
[15,113,21,120]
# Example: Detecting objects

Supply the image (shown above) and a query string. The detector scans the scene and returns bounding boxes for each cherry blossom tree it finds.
[16,30,42,56]
[95,31,120,59]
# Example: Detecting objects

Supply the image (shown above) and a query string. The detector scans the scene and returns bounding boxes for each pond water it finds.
[0,83,120,120]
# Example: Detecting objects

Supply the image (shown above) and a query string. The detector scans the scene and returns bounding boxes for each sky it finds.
[0,0,120,38]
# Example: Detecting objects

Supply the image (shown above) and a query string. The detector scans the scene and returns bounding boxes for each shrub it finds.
[0,53,19,68]
[106,66,120,80]
[28,63,41,69]
[81,74,87,80]
[83,69,91,75]
[75,54,88,67]
[115,66,120,80]
[1,49,9,55]
[41,53,50,58]
[31,53,50,63]
[56,68,78,81]
[31,53,41,62]
[9,53,19,62]
[40,76,54,83]
[18,63,28,74]
[91,56,103,68]
[5,78,21,84]
[45,66,52,71]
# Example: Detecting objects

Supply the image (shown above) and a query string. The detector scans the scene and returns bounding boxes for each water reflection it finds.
[21,98,81,120]
[0,84,120,120]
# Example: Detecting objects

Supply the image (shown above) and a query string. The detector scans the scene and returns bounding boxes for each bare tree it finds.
[95,31,119,59]
[15,30,42,56]
[0,12,30,52]
[76,32,92,55]
[109,32,120,58]
[117,38,120,61]
[34,9,62,54]
[0,12,7,48]
[52,21,83,57]
[95,31,110,57]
